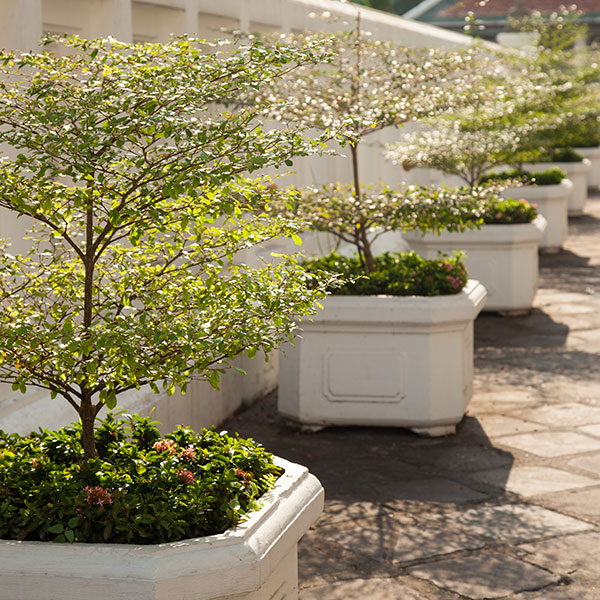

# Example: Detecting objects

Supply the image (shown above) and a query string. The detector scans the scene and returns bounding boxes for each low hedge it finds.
[0,414,282,544]
[303,251,468,297]
[480,167,566,186]
[478,197,538,225]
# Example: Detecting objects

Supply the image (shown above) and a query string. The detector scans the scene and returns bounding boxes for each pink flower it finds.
[153,440,176,454]
[178,469,195,484]
[179,447,196,460]
[443,262,453,271]
[84,485,113,508]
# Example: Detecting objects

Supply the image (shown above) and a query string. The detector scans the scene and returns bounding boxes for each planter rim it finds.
[526,158,591,173]
[307,279,487,325]
[503,178,572,198]
[0,456,324,593]
[403,214,547,245]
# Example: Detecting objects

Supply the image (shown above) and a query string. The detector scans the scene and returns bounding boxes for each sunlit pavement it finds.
[225,190,600,599]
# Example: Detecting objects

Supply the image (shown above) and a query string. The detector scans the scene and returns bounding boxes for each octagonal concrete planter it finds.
[0,457,323,600]
[403,216,546,313]
[574,146,600,190]
[501,179,571,253]
[526,160,591,215]
[279,280,487,436]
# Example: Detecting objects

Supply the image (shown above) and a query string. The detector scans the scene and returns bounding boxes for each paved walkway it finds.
[224,192,600,599]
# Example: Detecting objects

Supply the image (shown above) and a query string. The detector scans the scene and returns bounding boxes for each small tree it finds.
[273,182,495,262]
[250,13,500,272]
[386,122,530,188]
[0,36,334,458]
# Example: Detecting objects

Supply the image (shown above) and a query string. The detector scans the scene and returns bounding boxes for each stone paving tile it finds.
[469,415,544,438]
[392,524,485,563]
[446,503,591,543]
[518,531,600,578]
[518,583,600,600]
[397,438,515,474]
[316,520,394,562]
[299,577,439,600]
[536,485,600,522]
[566,453,600,477]
[467,466,598,497]
[320,500,403,525]
[378,477,489,504]
[579,423,600,438]
[514,402,600,427]
[497,431,600,458]
[468,387,541,414]
[407,552,558,599]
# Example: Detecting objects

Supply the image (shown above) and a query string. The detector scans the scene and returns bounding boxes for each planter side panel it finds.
[526,161,590,215]
[502,182,569,251]
[279,296,481,430]
[403,224,543,312]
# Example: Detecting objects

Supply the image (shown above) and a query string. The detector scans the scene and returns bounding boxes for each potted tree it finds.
[245,14,500,434]
[0,35,333,599]
[274,183,487,436]
[387,123,547,309]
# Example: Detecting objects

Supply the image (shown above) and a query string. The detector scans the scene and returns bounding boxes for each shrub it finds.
[0,414,281,544]
[478,197,538,225]
[549,147,585,162]
[481,167,566,186]
[302,251,468,297]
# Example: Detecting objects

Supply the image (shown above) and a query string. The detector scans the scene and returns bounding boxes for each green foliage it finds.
[481,167,566,186]
[275,183,493,274]
[478,197,538,225]
[554,116,600,148]
[548,147,585,163]
[302,251,468,296]
[0,36,336,456]
[0,414,282,544]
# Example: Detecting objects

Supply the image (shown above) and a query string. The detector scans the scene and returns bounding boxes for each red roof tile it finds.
[439,0,599,18]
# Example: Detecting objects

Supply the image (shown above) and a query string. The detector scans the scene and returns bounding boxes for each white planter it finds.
[574,146,600,189]
[526,160,591,215]
[403,216,547,312]
[501,179,571,252]
[279,280,487,436]
[0,457,323,600]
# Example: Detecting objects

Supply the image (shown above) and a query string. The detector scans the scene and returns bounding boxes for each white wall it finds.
[0,0,473,434]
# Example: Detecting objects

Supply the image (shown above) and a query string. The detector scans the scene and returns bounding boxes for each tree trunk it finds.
[79,395,98,459]
[349,143,375,274]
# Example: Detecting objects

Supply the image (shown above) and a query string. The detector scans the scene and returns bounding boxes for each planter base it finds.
[279,281,487,432]
[411,424,457,437]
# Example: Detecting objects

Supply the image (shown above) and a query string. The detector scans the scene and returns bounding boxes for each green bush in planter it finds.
[480,167,566,186]
[477,197,538,225]
[0,414,281,544]
[303,251,468,297]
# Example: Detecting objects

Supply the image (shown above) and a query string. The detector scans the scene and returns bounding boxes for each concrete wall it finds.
[0,0,472,434]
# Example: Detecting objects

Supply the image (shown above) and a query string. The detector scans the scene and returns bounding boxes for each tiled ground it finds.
[224,192,600,599]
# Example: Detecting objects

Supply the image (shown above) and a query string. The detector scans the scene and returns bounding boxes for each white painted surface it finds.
[502,179,571,252]
[526,160,591,215]
[0,351,278,436]
[279,280,487,433]
[574,146,600,189]
[0,456,324,600]
[403,215,547,312]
